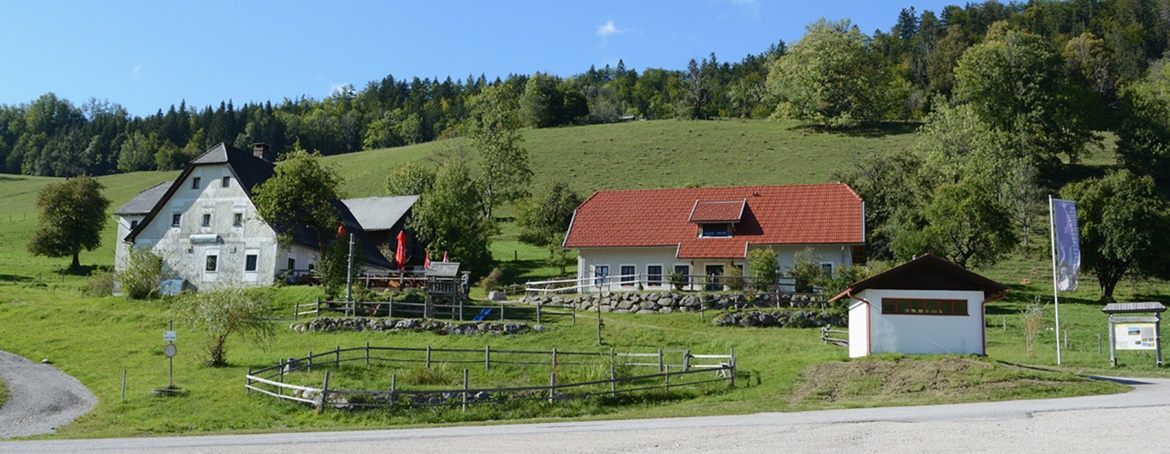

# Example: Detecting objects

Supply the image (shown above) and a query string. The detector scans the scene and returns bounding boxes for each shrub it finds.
[119,246,167,299]
[171,287,274,367]
[748,247,780,291]
[480,267,504,292]
[82,270,115,297]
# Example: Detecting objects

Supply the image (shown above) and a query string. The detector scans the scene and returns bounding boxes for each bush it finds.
[748,247,780,291]
[480,267,504,292]
[82,270,115,297]
[119,246,167,299]
[171,287,274,367]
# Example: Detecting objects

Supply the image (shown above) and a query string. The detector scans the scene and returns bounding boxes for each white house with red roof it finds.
[562,183,865,292]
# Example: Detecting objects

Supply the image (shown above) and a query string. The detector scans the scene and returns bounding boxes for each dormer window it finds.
[700,223,731,237]
[689,199,744,238]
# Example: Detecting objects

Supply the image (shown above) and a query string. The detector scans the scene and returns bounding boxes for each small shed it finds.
[829,254,1009,358]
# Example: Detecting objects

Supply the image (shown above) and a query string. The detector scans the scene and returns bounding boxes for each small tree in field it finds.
[29,175,110,270]
[748,247,780,291]
[172,287,274,367]
[119,246,168,299]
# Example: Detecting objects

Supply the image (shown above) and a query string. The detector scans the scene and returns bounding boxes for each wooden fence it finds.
[294,297,576,323]
[820,325,848,347]
[245,344,736,411]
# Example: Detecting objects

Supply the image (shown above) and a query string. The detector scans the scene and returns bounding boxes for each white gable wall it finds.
[122,164,283,291]
[849,288,987,357]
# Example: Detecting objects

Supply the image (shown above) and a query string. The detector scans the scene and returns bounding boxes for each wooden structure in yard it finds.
[1103,301,1166,368]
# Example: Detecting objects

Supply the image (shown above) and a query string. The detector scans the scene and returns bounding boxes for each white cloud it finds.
[131,65,142,80]
[597,20,621,38]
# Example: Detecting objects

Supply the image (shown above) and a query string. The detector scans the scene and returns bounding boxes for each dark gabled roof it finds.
[190,142,276,196]
[114,182,173,216]
[829,254,1009,302]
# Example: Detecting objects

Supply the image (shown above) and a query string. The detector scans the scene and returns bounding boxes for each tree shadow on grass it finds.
[788,121,921,138]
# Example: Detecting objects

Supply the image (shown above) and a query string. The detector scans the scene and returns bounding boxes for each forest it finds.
[1,0,1166,180]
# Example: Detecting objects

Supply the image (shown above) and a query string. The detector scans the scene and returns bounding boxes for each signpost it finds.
[164,321,176,389]
[1103,302,1165,368]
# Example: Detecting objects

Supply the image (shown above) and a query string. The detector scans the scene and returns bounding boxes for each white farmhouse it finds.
[829,254,1010,358]
[562,184,865,292]
[113,143,395,291]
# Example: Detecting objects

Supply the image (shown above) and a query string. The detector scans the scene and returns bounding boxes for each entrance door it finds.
[705,265,724,291]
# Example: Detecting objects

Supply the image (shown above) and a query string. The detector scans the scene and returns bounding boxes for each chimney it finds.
[252,143,273,162]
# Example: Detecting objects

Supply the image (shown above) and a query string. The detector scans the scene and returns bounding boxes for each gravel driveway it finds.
[0,351,96,439]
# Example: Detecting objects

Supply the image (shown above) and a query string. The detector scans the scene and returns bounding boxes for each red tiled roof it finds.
[689,200,745,222]
[564,184,864,259]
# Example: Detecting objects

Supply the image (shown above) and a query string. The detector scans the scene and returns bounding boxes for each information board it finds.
[1115,323,1158,350]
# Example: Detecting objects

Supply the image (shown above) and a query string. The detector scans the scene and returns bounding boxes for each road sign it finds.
[164,331,176,342]
[164,343,178,358]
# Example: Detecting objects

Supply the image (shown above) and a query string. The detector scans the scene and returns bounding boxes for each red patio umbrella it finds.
[395,231,407,270]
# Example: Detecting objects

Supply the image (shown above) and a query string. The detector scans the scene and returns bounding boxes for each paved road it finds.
[4,375,1169,453]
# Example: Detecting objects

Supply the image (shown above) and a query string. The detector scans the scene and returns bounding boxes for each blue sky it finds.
[1,0,958,117]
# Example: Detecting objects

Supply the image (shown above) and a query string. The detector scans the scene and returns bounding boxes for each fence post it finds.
[365,342,370,366]
[500,303,505,321]
[246,367,252,393]
[572,306,576,324]
[390,374,397,408]
[485,345,491,372]
[536,304,542,325]
[389,299,394,319]
[658,348,664,372]
[549,372,557,404]
[122,369,126,402]
[426,346,432,369]
[293,301,298,321]
[729,347,737,387]
[610,361,616,397]
[319,370,331,411]
[335,346,340,368]
[552,347,558,367]
[462,369,469,413]
[308,351,313,372]
[683,349,691,371]
[316,296,321,317]
[664,368,670,394]
[279,359,285,396]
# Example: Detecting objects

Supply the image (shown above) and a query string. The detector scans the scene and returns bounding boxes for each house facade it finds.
[829,254,1010,358]
[114,143,395,292]
[562,184,865,293]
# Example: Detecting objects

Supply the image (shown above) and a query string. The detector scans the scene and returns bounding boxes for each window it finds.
[881,298,968,316]
[673,265,690,287]
[594,265,609,286]
[700,223,731,237]
[205,254,218,272]
[647,265,663,286]
[191,177,201,189]
[201,214,211,227]
[620,265,635,286]
[171,213,182,227]
[705,265,724,291]
[129,220,138,230]
[245,254,258,272]
[233,213,243,227]
[287,258,296,271]
[821,262,834,279]
[222,176,231,188]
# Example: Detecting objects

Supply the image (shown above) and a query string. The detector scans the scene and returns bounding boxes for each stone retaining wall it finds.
[291,317,538,336]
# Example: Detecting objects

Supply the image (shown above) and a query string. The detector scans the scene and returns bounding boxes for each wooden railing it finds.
[245,344,736,410]
[820,325,848,347]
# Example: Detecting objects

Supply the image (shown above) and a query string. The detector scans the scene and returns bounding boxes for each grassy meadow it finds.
[0,119,1162,438]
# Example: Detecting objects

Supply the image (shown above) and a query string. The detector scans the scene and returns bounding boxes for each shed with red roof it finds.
[563,183,865,292]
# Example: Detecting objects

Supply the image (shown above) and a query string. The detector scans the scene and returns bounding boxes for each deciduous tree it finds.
[172,287,274,367]
[1061,170,1170,301]
[28,175,110,270]
[467,85,531,219]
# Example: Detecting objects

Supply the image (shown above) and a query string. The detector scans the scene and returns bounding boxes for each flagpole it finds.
[1049,195,1062,365]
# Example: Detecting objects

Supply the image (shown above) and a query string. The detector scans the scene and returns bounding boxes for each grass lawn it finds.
[0,120,1164,438]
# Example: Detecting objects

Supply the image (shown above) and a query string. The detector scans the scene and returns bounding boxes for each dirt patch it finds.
[789,356,1080,407]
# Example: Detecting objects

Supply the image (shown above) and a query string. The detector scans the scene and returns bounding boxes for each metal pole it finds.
[346,233,355,302]
[121,369,126,402]
[168,320,174,389]
[1049,195,1063,365]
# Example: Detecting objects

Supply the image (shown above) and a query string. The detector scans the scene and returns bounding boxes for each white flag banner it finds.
[1052,199,1081,291]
